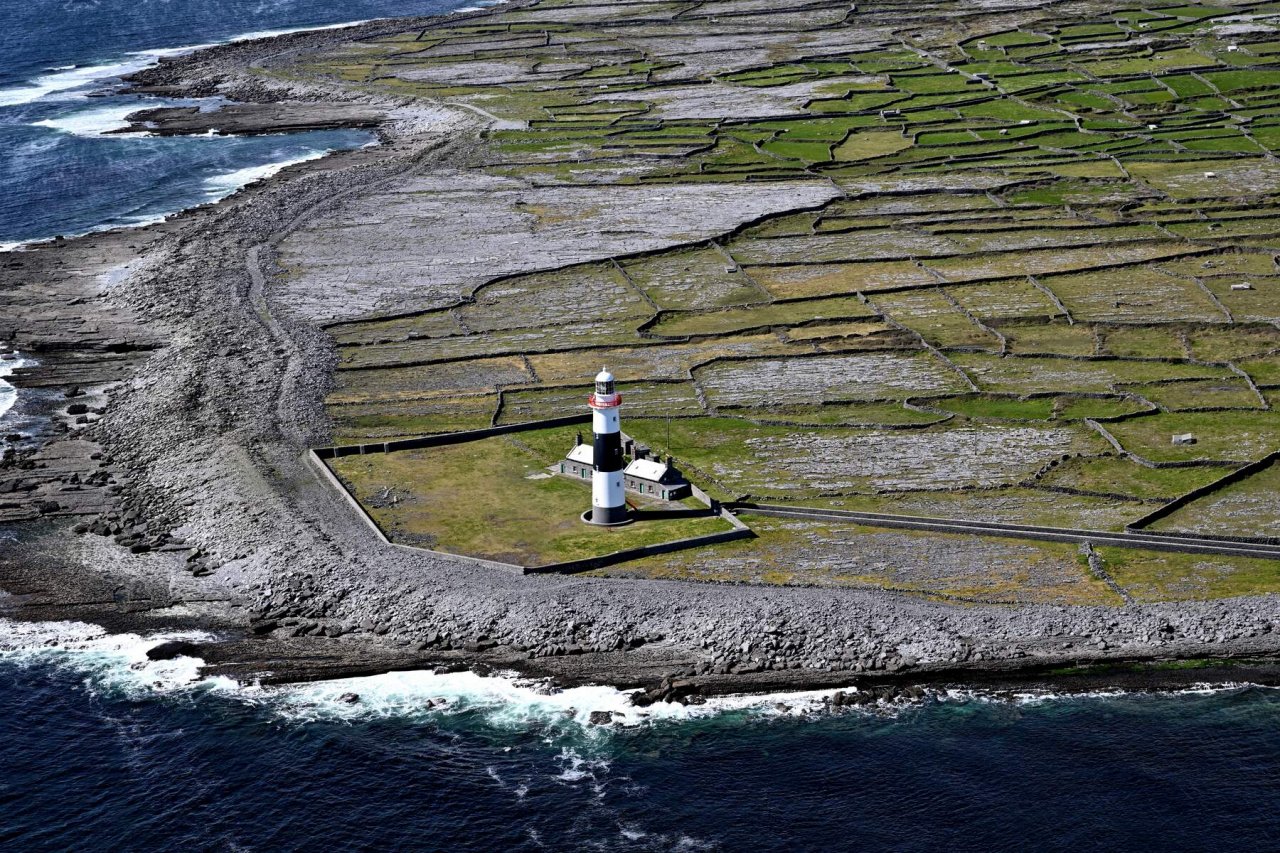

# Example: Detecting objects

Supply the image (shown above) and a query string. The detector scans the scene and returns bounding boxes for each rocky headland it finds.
[4,0,1280,705]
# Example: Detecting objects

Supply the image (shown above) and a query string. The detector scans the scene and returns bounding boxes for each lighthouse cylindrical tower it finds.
[586,369,628,525]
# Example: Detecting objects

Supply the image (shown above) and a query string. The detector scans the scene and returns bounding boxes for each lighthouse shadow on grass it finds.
[580,505,720,526]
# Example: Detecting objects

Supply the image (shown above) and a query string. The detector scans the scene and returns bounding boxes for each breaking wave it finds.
[0,4,493,111]
[223,19,379,43]
[0,617,855,734]
[32,103,147,137]
[200,150,340,198]
[0,352,32,425]
[2,615,1270,740]
[0,618,227,695]
[0,22,370,110]
[0,46,209,108]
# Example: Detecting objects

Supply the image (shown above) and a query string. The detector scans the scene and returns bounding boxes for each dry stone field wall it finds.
[271,0,1280,597]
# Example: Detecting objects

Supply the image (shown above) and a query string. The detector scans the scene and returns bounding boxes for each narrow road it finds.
[728,502,1280,560]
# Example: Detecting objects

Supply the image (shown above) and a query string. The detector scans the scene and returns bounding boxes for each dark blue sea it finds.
[0,0,478,249]
[1,617,1279,851]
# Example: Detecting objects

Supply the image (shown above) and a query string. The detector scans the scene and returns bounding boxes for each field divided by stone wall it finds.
[272,0,1280,602]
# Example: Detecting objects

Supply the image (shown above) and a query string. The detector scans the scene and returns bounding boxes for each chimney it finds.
[575,431,583,446]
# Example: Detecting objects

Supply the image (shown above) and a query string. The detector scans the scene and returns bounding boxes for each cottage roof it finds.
[566,444,594,465]
[624,458,672,482]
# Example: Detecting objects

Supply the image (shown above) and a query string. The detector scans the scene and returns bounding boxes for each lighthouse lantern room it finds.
[586,368,629,525]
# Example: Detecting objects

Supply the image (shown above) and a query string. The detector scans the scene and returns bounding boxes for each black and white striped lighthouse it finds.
[586,368,628,525]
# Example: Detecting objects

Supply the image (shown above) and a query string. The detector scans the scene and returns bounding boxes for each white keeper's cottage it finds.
[561,434,692,501]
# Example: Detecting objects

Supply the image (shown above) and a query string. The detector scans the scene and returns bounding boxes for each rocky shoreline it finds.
[113,102,387,137]
[4,8,1280,704]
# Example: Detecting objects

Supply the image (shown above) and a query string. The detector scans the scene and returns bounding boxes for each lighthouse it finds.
[586,368,629,525]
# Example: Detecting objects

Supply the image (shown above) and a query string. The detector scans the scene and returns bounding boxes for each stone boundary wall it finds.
[523,520,754,575]
[1125,451,1280,545]
[308,416,756,575]
[314,413,592,460]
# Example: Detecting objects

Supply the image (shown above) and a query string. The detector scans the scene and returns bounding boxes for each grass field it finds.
[327,429,733,566]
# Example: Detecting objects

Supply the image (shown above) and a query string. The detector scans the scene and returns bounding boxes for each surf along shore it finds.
[4,0,1280,705]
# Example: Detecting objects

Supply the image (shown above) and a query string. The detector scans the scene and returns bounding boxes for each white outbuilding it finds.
[623,455,692,501]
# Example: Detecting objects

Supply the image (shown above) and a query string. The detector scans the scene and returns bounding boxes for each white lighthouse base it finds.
[582,508,632,527]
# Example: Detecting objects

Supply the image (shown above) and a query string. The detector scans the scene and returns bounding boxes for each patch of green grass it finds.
[1055,395,1151,420]
[1127,378,1264,411]
[330,398,497,443]
[958,100,1063,122]
[1203,69,1280,94]
[797,487,1142,530]
[1035,455,1228,500]
[928,393,1057,420]
[1188,325,1280,362]
[874,288,1001,349]
[750,261,937,298]
[1101,325,1187,359]
[1099,546,1280,602]
[1104,410,1280,463]
[1149,458,1280,539]
[1001,321,1097,356]
[1004,179,1122,206]
[328,432,732,565]
[646,295,876,338]
[761,139,833,162]
[833,130,913,161]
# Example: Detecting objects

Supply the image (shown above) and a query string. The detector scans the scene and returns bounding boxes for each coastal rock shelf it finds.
[116,102,388,136]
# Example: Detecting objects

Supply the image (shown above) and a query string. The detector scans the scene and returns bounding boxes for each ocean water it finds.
[0,0,480,249]
[1,617,1280,852]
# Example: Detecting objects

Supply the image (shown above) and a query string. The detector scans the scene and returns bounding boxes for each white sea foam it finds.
[227,19,379,43]
[0,146,341,253]
[0,3,513,110]
[0,617,226,696]
[0,18,374,109]
[32,103,147,137]
[0,617,848,731]
[0,352,32,425]
[0,44,218,108]
[0,59,151,107]
[937,682,1276,708]
[7,617,1267,741]
[263,666,860,731]
[201,149,337,198]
